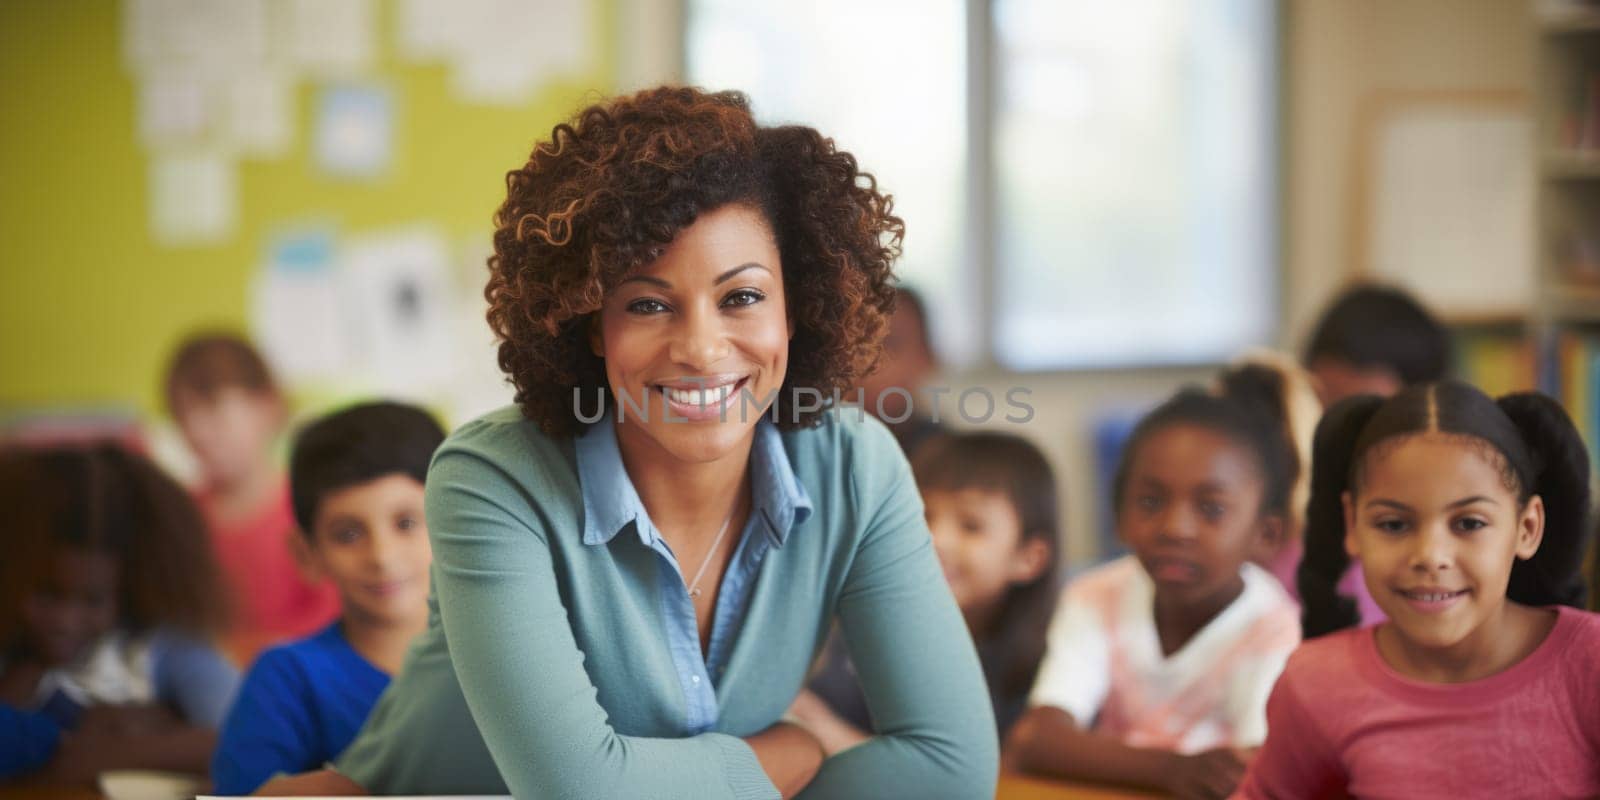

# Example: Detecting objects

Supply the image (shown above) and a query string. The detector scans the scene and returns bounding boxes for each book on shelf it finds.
[1542,330,1600,470]
[1560,73,1600,153]
[1457,329,1537,398]
[1562,233,1600,286]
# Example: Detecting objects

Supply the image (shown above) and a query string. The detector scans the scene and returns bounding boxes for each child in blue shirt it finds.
[210,402,444,795]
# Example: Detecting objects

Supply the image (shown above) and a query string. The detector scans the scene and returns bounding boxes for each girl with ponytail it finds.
[1238,382,1600,799]
[1008,371,1302,799]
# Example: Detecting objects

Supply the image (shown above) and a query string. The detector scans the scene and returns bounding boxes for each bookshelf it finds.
[1534,0,1600,609]
[1535,0,1600,446]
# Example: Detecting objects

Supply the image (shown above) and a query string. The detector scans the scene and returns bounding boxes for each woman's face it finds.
[593,203,791,465]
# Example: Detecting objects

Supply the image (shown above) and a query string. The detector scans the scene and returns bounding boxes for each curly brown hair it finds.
[486,86,905,436]
[0,445,232,650]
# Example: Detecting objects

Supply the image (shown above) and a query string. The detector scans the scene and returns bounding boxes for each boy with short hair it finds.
[210,402,444,796]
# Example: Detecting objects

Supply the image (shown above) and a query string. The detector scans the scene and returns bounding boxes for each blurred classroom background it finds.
[2,0,1598,568]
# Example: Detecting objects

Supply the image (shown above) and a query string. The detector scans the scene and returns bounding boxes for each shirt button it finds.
[692,675,701,685]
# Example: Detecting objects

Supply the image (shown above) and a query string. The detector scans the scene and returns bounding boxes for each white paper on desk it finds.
[220,70,294,158]
[270,0,377,77]
[123,0,268,73]
[149,151,236,246]
[339,229,460,395]
[314,85,392,178]
[251,228,354,383]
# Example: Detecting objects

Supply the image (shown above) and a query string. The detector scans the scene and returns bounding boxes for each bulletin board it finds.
[1349,90,1534,321]
[0,0,616,425]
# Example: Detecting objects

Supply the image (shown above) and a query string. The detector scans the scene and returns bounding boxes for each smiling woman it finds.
[256,87,998,800]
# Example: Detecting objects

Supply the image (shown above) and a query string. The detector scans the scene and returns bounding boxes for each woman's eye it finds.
[1199,501,1225,521]
[626,298,669,315]
[721,289,765,308]
[1454,517,1488,533]
[1135,495,1161,513]
[397,515,420,532]
[335,528,362,544]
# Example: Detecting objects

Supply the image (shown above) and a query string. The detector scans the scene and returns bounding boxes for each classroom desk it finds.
[996,772,1165,800]
[1,773,1161,800]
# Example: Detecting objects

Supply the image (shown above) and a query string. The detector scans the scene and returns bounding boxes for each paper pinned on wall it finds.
[395,0,467,61]
[452,50,549,106]
[339,229,460,394]
[314,85,393,178]
[456,1,591,105]
[445,238,513,423]
[123,0,269,74]
[252,228,355,383]
[522,0,592,78]
[220,70,294,158]
[149,151,236,246]
[272,0,377,77]
[397,0,591,105]
[137,70,213,147]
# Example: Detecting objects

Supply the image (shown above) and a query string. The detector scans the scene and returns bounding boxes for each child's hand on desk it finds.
[38,724,124,785]
[78,704,181,736]
[39,708,178,785]
[39,705,216,784]
[1162,747,1250,800]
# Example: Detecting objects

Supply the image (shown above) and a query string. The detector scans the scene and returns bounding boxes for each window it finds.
[686,0,1278,370]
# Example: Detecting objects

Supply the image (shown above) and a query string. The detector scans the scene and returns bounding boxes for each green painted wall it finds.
[0,0,615,419]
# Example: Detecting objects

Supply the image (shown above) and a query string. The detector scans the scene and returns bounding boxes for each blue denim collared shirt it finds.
[575,415,812,732]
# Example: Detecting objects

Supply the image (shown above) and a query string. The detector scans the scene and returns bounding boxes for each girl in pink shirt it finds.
[164,334,339,661]
[1238,381,1600,799]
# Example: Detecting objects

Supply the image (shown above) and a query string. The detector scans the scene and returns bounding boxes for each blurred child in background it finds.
[212,402,444,795]
[856,286,945,457]
[165,332,339,657]
[1006,368,1302,800]
[790,431,1059,749]
[0,445,238,784]
[1241,383,1599,797]
[1302,284,1452,406]
[1216,354,1328,606]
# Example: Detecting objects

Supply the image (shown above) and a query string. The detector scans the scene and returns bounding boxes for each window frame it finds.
[668,0,1287,375]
